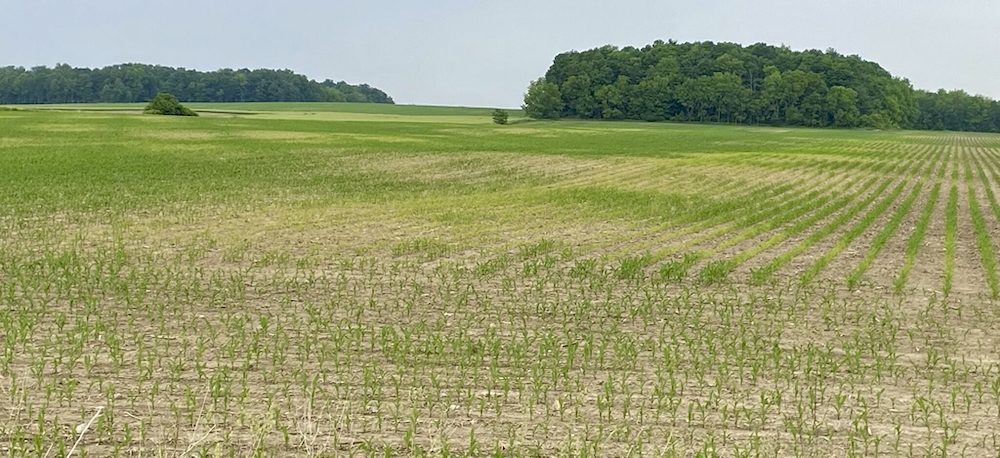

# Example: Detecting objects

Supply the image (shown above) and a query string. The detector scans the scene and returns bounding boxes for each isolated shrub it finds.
[144,92,197,116]
[492,109,509,125]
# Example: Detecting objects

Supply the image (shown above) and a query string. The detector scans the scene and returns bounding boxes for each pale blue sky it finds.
[2,0,998,107]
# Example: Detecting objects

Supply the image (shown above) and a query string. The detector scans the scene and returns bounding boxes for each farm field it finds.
[4,104,1000,456]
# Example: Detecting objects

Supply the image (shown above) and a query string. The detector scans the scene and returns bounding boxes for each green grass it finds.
[2,101,518,116]
[5,105,1000,456]
[188,102,519,116]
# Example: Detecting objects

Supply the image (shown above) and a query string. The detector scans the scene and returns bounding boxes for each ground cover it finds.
[4,104,1000,456]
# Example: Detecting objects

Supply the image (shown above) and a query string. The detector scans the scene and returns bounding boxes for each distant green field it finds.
[3,106,1000,456]
[3,101,521,116]
[3,102,526,125]
[191,102,519,116]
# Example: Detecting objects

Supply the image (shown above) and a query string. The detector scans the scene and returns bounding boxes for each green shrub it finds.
[492,109,509,125]
[144,92,197,116]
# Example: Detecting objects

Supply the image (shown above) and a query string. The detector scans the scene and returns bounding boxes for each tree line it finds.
[0,63,394,105]
[912,89,1000,132]
[524,41,1000,133]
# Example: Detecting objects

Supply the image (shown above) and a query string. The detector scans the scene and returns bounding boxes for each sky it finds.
[2,0,998,108]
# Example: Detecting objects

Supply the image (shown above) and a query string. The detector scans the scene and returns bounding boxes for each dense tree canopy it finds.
[525,40,1000,132]
[911,89,1000,133]
[0,64,394,105]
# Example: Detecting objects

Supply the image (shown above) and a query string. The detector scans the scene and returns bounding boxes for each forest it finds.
[524,40,1000,132]
[0,63,394,105]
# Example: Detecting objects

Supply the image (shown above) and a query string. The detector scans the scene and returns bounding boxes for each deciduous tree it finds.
[523,78,563,119]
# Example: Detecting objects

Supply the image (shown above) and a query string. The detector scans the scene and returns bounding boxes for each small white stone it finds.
[75,423,87,435]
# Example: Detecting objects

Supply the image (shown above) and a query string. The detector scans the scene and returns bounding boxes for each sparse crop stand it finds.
[4,103,1000,457]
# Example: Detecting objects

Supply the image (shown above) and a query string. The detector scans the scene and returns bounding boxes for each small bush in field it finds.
[144,92,197,116]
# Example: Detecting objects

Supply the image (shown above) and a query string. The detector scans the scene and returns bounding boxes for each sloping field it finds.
[3,105,1000,456]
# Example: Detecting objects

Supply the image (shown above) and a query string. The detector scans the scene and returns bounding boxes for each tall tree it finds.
[523,78,563,119]
[826,86,861,127]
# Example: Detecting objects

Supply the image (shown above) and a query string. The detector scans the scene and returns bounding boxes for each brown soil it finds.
[862,164,937,288]
[732,155,911,283]
[905,149,953,295]
[814,154,939,287]
[948,149,989,296]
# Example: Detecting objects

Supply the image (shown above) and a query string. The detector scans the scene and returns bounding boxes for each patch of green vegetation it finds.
[187,102,514,116]
[615,252,653,280]
[659,253,701,282]
[537,187,715,223]
[699,259,735,284]
[392,238,454,260]
[517,239,557,260]
[144,92,197,116]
